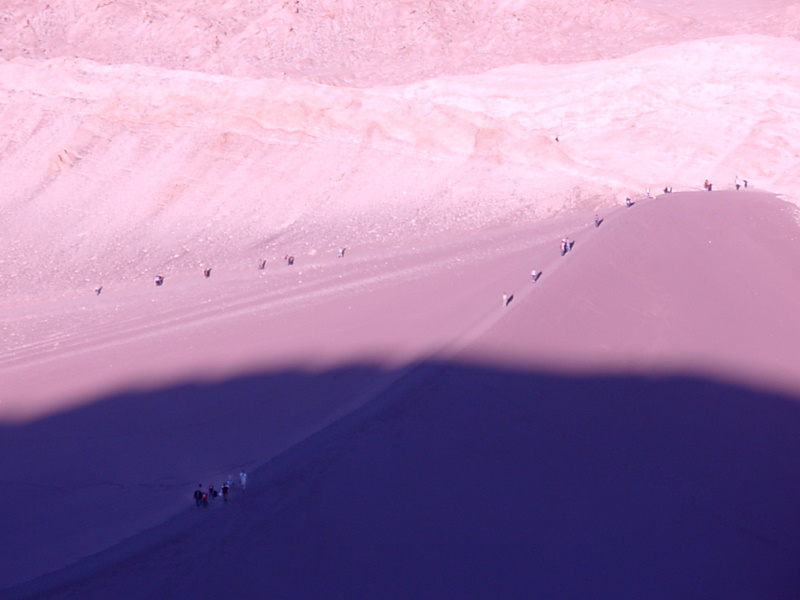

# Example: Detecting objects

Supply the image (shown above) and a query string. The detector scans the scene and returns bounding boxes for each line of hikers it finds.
[94,247,350,295]
[193,470,248,508]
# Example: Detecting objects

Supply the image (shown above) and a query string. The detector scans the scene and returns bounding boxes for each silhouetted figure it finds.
[594,214,601,228]
[555,135,559,142]
[239,470,248,490]
[531,269,539,282]
[221,482,229,503]
[502,294,509,307]
[203,268,212,278]
[338,247,346,258]
[259,259,267,270]
[94,286,102,296]
[663,186,672,194]
[209,485,218,500]
[625,197,633,208]
[154,275,165,286]
[284,255,294,266]
[743,179,748,188]
[194,485,204,507]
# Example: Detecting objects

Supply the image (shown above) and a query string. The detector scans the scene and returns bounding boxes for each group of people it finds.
[522,211,603,300]
[97,246,351,295]
[193,470,248,508]
[521,174,749,304]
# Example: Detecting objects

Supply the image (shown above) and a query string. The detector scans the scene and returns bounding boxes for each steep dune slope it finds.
[5,192,799,599]
[2,0,800,596]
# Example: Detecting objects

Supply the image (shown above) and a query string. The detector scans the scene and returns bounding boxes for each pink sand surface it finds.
[2,0,800,597]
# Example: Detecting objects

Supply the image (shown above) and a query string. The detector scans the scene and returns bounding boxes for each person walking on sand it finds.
[338,247,346,258]
[221,482,230,502]
[625,197,632,208]
[194,484,204,507]
[531,269,538,282]
[239,470,248,491]
[594,214,601,228]
[154,275,164,286]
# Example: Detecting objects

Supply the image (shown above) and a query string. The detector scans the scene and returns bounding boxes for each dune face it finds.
[2,0,800,598]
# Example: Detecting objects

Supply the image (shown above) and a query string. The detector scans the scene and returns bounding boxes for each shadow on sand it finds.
[4,360,800,599]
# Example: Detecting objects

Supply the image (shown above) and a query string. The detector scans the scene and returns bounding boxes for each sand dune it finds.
[4,192,800,598]
[2,0,800,597]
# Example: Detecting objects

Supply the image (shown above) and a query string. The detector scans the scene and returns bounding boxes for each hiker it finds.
[154,275,164,286]
[239,470,248,491]
[204,268,212,278]
[194,485,204,507]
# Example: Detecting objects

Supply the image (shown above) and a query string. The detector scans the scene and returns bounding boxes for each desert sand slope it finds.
[4,191,800,599]
[1,33,799,300]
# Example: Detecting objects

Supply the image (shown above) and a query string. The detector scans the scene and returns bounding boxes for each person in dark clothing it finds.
[194,485,204,507]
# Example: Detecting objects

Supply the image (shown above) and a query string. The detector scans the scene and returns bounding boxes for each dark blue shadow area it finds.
[4,361,800,600]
